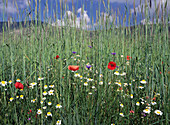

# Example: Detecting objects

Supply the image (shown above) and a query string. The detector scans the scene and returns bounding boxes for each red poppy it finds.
[14,82,24,89]
[68,65,79,71]
[153,97,156,101]
[54,55,59,59]
[127,56,132,60]
[145,96,149,99]
[29,109,32,113]
[130,110,134,113]
[107,61,116,70]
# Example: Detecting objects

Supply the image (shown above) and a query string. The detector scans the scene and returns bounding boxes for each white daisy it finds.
[119,113,124,117]
[0,81,7,86]
[44,85,48,89]
[92,86,95,89]
[49,85,54,88]
[40,101,43,104]
[99,74,103,77]
[16,79,21,82]
[37,109,42,115]
[38,77,44,81]
[56,104,62,108]
[120,103,124,107]
[136,102,140,106]
[139,86,144,89]
[48,90,54,95]
[87,78,93,82]
[124,83,128,87]
[154,110,163,115]
[108,82,111,85]
[31,99,36,103]
[79,76,83,79]
[84,82,88,86]
[30,82,37,87]
[143,109,151,114]
[99,81,103,85]
[48,102,52,106]
[151,101,157,105]
[120,72,126,76]
[47,112,52,117]
[42,97,46,100]
[9,97,14,102]
[43,91,48,96]
[56,120,61,125]
[8,80,12,84]
[74,73,80,77]
[43,106,47,110]
[20,95,24,99]
[140,80,147,84]
[114,71,119,75]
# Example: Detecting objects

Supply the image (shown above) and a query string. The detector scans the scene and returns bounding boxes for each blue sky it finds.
[0,0,169,28]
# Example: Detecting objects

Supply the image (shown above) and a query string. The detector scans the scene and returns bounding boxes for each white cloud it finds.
[0,0,29,14]
[52,8,91,30]
[131,0,169,15]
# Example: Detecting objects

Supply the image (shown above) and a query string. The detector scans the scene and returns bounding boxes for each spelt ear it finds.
[149,0,152,8]
[164,0,167,9]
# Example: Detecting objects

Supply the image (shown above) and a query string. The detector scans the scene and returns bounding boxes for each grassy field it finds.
[0,1,169,125]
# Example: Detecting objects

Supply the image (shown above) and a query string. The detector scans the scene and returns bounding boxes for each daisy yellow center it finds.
[20,95,23,97]
[137,102,139,104]
[118,83,121,85]
[57,104,61,106]
[142,80,145,81]
[145,109,149,111]
[120,113,123,115]
[47,112,51,115]
[1,81,5,84]
[131,94,133,96]
[33,99,35,101]
[9,80,12,82]
[57,121,60,123]
[116,71,119,73]
[157,111,160,114]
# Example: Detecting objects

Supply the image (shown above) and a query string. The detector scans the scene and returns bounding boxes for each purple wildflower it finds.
[86,65,92,69]
[116,66,119,68]
[88,45,92,48]
[111,52,116,55]
[28,118,31,120]
[72,51,76,54]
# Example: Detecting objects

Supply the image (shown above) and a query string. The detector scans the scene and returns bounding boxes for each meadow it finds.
[0,1,169,125]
